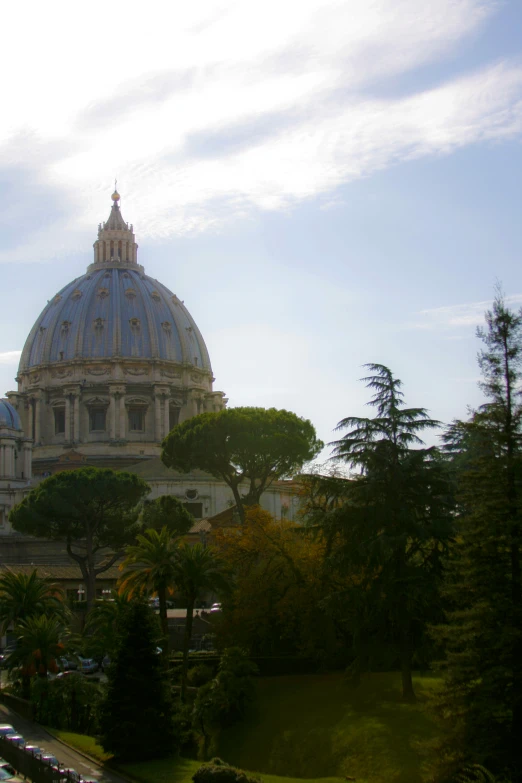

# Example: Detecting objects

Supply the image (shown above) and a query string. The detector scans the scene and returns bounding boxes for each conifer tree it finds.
[435,294,522,782]
[98,600,178,760]
[326,364,454,699]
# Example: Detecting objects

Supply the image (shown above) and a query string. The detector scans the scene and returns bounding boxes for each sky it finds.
[0,0,521,458]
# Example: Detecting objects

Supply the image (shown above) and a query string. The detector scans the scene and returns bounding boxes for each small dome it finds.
[111,190,120,202]
[18,269,211,371]
[0,399,22,431]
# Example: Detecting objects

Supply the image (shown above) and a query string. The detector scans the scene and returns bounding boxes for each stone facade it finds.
[0,399,32,535]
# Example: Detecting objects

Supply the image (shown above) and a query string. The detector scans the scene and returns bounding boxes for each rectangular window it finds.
[89,407,106,431]
[54,407,66,435]
[184,502,203,519]
[169,407,180,430]
[129,408,145,432]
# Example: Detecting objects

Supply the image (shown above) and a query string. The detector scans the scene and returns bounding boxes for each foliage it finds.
[140,495,194,537]
[0,570,68,635]
[214,507,343,663]
[193,648,258,758]
[313,364,454,699]
[83,589,133,661]
[119,527,181,657]
[7,614,74,698]
[432,294,522,782]
[192,758,262,783]
[31,673,102,734]
[173,543,229,702]
[98,600,178,761]
[162,407,323,523]
[188,664,215,687]
[447,765,501,783]
[9,467,150,608]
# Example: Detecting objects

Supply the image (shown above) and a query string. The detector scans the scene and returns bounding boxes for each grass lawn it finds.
[51,672,442,783]
[216,672,442,783]
[49,733,343,783]
[47,729,113,763]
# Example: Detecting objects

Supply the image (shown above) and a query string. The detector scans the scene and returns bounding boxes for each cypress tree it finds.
[99,600,178,760]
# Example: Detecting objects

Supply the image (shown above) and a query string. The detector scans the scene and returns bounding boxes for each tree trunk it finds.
[181,595,195,703]
[158,587,170,664]
[400,632,416,701]
[231,485,246,524]
[66,541,96,611]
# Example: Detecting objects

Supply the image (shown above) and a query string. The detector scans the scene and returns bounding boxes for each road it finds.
[0,701,128,783]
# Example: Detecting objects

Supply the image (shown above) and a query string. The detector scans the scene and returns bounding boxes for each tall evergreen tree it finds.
[326,364,454,699]
[435,295,522,781]
[98,600,178,761]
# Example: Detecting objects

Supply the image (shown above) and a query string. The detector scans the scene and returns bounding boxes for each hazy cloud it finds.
[411,294,522,331]
[0,351,21,365]
[0,0,518,257]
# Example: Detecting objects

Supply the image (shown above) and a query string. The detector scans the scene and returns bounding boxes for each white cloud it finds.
[410,294,522,331]
[1,0,519,253]
[0,351,21,365]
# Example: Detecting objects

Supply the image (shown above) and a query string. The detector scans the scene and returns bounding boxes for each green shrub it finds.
[192,759,262,783]
[31,674,101,734]
[188,664,214,687]
[438,764,510,783]
[449,765,505,783]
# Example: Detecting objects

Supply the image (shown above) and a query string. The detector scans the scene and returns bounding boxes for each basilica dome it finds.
[0,399,22,430]
[9,192,226,474]
[18,266,211,371]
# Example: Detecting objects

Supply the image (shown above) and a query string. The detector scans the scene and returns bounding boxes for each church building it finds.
[0,190,299,540]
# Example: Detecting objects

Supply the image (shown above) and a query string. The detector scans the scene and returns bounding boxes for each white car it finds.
[0,728,14,738]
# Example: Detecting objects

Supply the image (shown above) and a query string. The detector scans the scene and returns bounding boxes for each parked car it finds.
[39,754,60,769]
[4,736,24,749]
[59,656,78,671]
[77,657,98,674]
[23,746,42,757]
[0,648,16,669]
[101,655,111,672]
[0,767,24,783]
[61,768,81,782]
[210,603,221,612]
[0,759,17,777]
[0,727,15,738]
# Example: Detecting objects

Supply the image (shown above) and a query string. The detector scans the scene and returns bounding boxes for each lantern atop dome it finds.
[90,186,142,273]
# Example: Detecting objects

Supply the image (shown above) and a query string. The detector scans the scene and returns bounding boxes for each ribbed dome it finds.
[0,398,22,430]
[19,268,211,372]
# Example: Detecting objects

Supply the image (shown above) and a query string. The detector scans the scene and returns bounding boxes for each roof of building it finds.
[18,195,211,373]
[0,564,121,580]
[0,398,22,431]
[188,519,212,534]
[125,458,214,480]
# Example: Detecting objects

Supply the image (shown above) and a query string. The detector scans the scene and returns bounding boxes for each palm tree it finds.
[118,527,180,656]
[0,570,68,636]
[8,615,73,698]
[173,543,229,701]
[84,589,133,662]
